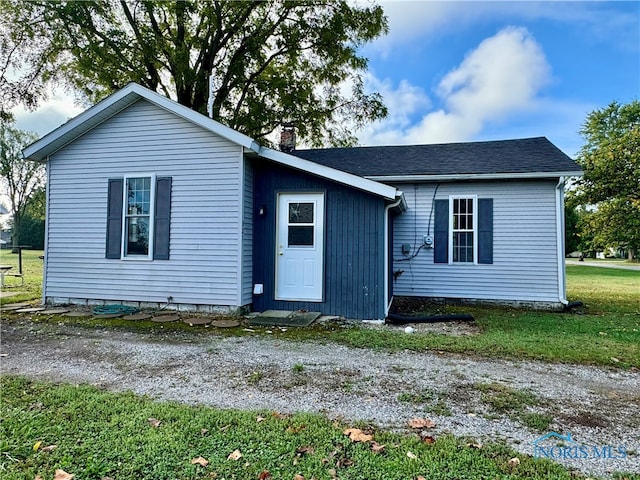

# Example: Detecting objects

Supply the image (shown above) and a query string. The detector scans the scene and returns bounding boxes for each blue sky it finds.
[12,1,640,158]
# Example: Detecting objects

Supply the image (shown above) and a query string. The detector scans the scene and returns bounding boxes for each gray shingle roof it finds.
[292,137,581,178]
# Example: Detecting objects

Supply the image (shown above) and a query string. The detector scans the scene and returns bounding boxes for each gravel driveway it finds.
[1,318,638,478]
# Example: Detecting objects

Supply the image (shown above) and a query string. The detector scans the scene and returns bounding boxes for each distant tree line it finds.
[566,100,639,260]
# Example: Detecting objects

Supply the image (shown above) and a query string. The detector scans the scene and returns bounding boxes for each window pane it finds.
[288,226,314,246]
[125,217,149,255]
[127,177,151,215]
[289,202,314,223]
[453,232,473,263]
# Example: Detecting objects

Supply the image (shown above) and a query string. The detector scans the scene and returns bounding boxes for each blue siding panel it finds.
[252,161,386,319]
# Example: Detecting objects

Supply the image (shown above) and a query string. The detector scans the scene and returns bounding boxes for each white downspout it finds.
[384,195,403,317]
[555,176,569,306]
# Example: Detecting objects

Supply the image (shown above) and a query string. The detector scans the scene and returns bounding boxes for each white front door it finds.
[275,193,324,301]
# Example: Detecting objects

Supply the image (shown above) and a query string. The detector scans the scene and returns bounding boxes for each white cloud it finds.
[11,90,84,138]
[373,1,638,53]
[358,26,552,145]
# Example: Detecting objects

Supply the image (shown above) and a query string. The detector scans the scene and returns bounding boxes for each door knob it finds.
[279,252,283,256]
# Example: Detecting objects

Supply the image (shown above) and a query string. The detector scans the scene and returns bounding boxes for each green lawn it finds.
[319,265,639,368]
[0,249,44,304]
[1,251,639,368]
[0,377,589,480]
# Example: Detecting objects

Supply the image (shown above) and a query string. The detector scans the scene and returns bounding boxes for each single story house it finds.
[23,83,582,319]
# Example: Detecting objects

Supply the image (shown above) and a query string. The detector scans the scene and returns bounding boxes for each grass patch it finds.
[476,382,539,412]
[246,370,264,385]
[519,413,554,432]
[475,382,551,432]
[425,400,453,417]
[0,376,583,480]
[397,390,434,404]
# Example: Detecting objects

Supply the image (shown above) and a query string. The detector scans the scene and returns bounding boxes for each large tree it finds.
[0,122,43,249]
[0,0,388,146]
[571,100,640,259]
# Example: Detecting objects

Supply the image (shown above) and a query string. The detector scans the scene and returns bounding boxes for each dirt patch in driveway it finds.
[1,318,638,478]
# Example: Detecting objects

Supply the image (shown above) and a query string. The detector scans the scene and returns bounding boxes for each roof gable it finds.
[22,83,398,201]
[292,137,582,180]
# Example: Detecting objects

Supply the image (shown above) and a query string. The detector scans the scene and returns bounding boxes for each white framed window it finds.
[449,196,477,264]
[122,175,155,259]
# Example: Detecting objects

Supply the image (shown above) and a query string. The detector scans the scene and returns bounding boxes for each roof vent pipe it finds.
[279,124,296,152]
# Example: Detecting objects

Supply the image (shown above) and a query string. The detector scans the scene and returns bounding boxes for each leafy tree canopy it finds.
[0,121,43,247]
[571,100,640,258]
[1,0,388,146]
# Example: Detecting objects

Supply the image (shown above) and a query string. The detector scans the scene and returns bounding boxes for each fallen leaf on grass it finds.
[35,476,44,480]
[294,475,305,480]
[296,445,315,456]
[336,457,354,468]
[417,476,427,480]
[272,411,290,419]
[33,441,42,451]
[191,457,209,467]
[508,457,520,468]
[256,416,266,423]
[258,470,271,479]
[466,442,483,449]
[227,449,243,461]
[54,469,74,480]
[370,442,385,453]
[343,428,373,442]
[408,418,435,429]
[148,417,161,428]
[287,424,306,434]
[42,445,57,452]
[201,428,209,436]
[611,357,620,363]
[422,435,436,444]
[406,451,417,460]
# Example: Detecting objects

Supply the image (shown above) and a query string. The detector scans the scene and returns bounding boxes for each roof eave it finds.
[365,171,584,182]
[257,147,398,201]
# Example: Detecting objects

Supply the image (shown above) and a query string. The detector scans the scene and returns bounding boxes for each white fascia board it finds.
[365,171,584,182]
[257,146,398,200]
[23,83,257,161]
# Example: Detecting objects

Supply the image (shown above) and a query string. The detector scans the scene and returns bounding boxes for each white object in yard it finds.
[404,326,415,334]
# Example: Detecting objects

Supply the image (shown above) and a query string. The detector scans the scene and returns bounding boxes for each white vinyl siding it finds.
[392,181,561,303]
[45,99,247,307]
[241,158,254,305]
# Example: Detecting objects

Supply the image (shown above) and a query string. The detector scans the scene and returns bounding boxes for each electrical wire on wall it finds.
[392,183,441,291]
[394,183,441,263]
[426,183,440,239]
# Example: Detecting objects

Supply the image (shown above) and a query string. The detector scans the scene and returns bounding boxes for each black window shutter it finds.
[153,176,172,260]
[434,199,448,263]
[478,198,493,264]
[106,178,123,259]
